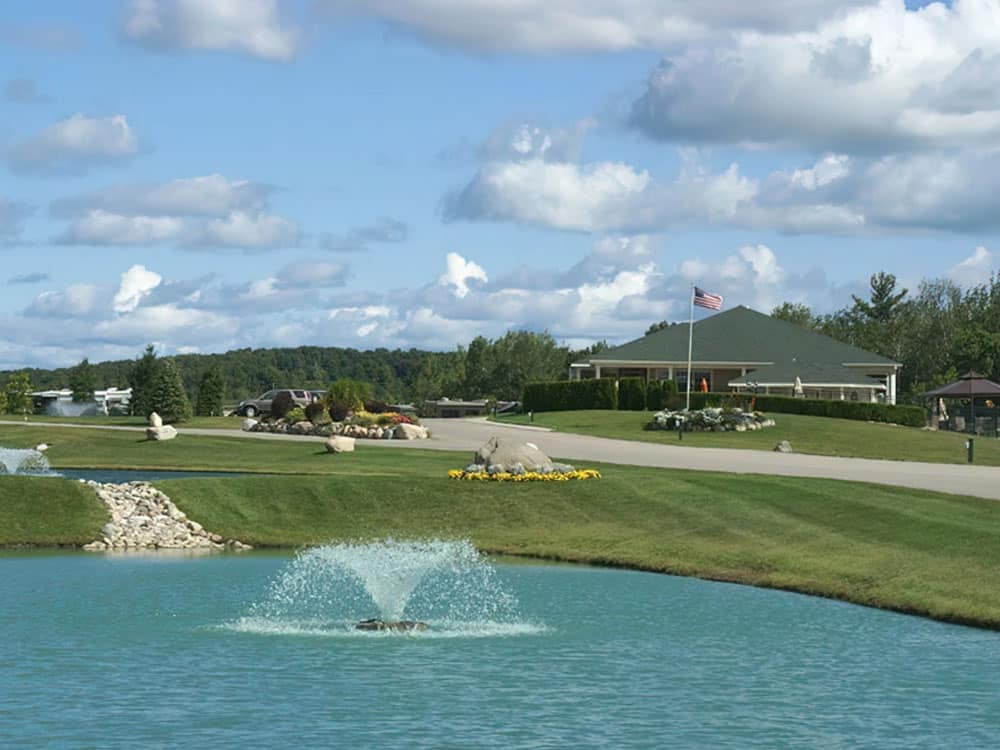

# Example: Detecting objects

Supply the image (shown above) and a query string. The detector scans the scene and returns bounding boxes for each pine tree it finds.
[148,359,192,424]
[69,358,96,403]
[195,365,225,417]
[129,344,159,418]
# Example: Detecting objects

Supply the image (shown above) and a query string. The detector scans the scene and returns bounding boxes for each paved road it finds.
[3,418,998,500]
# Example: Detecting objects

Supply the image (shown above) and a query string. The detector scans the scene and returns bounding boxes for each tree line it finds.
[769,271,1000,402]
[2,270,994,413]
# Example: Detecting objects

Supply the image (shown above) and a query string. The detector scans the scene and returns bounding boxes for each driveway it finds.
[3,417,998,501]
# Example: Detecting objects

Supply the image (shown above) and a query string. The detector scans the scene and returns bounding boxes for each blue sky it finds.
[0,0,997,368]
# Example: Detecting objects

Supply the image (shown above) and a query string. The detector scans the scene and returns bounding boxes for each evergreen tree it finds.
[3,371,33,415]
[195,365,225,417]
[852,272,909,322]
[148,359,192,424]
[771,302,818,330]
[69,358,96,403]
[129,344,159,418]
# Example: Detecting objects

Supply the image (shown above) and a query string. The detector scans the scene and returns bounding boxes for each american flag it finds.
[693,287,723,310]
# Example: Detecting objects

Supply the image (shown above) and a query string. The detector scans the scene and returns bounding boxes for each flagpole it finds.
[686,285,694,411]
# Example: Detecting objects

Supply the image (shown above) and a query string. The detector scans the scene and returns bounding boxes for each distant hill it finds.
[9,345,462,404]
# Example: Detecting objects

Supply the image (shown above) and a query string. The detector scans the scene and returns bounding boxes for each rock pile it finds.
[81,481,252,552]
[649,407,775,433]
[245,420,428,440]
[465,436,576,476]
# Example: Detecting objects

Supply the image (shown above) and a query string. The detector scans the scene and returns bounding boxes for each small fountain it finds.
[237,539,533,637]
[0,448,56,476]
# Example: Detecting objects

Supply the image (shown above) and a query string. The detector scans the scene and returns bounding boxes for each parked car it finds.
[235,389,314,417]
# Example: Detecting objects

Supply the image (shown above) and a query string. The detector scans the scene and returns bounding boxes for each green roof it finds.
[728,363,886,388]
[589,306,897,367]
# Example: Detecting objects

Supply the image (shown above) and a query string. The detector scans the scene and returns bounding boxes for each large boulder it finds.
[148,412,163,428]
[474,437,552,472]
[242,418,258,431]
[146,425,178,442]
[289,420,314,435]
[774,440,793,453]
[325,436,356,453]
[393,423,428,440]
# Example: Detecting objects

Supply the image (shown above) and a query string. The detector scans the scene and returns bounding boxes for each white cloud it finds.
[60,210,185,245]
[52,174,270,218]
[630,1,1000,152]
[123,0,298,61]
[948,246,995,286]
[113,265,163,313]
[26,284,107,319]
[53,175,301,251]
[198,211,301,250]
[439,252,488,298]
[275,261,349,288]
[321,0,874,53]
[8,114,138,173]
[791,155,851,191]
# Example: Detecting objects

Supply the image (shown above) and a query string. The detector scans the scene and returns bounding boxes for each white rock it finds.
[393,423,428,440]
[325,435,356,453]
[242,418,258,431]
[149,412,163,428]
[146,425,178,441]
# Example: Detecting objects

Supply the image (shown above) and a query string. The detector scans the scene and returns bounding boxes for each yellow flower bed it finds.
[448,469,601,482]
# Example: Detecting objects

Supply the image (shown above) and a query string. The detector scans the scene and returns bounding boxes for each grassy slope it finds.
[0,477,107,545]
[2,424,1000,628]
[161,469,1000,628]
[492,410,1000,466]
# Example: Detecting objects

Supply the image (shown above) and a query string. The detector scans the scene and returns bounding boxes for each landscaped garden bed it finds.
[649,407,775,432]
[244,408,428,440]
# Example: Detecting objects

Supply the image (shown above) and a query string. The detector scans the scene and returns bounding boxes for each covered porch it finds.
[925,372,1000,436]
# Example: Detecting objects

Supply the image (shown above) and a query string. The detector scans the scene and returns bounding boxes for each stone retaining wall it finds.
[81,481,252,552]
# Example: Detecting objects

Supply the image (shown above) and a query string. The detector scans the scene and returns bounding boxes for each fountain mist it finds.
[234,539,539,637]
[0,448,55,476]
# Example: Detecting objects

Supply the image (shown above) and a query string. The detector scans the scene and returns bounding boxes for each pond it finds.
[57,468,248,483]
[1,551,997,748]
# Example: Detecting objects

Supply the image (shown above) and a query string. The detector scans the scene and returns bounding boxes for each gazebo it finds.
[925,372,1000,436]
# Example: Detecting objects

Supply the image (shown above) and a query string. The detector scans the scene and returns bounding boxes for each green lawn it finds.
[0,477,107,546]
[3,424,1000,629]
[492,410,999,466]
[0,415,243,429]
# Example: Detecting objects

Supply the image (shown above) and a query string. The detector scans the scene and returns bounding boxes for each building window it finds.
[676,371,712,392]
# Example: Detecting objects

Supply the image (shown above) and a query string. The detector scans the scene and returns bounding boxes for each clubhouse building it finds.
[570,306,901,404]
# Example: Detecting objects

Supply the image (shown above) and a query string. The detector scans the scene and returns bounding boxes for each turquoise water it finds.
[2,552,998,748]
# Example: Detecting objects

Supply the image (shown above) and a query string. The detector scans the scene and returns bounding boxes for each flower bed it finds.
[649,407,774,433]
[448,468,601,482]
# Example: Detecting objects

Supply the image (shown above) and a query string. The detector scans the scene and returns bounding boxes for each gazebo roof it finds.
[924,372,1000,398]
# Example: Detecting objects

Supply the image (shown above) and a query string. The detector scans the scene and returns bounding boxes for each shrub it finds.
[328,401,350,422]
[364,399,390,414]
[618,378,647,411]
[305,401,327,423]
[324,378,373,413]
[648,379,679,410]
[751,394,926,427]
[350,410,376,427]
[284,407,306,423]
[270,391,296,419]
[523,378,618,412]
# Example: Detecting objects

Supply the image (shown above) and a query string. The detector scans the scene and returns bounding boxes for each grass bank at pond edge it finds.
[0,477,106,546]
[492,410,999,466]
